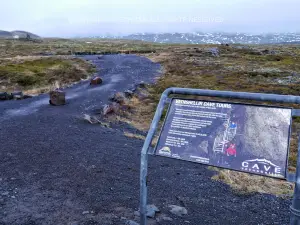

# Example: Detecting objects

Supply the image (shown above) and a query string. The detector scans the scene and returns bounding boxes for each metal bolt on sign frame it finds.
[139,87,300,225]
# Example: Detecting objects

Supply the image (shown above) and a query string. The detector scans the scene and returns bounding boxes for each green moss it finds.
[0,57,95,92]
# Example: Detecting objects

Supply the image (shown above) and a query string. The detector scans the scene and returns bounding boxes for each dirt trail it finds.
[0,55,291,225]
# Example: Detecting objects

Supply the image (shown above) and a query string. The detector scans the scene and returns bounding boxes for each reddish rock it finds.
[90,76,103,85]
[49,90,66,106]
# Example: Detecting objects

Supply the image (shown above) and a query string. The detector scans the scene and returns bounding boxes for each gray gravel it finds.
[0,55,292,225]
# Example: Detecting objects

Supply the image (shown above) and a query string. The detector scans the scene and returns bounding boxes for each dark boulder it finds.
[90,76,103,85]
[0,92,10,100]
[49,89,66,106]
[11,91,24,100]
[23,94,33,99]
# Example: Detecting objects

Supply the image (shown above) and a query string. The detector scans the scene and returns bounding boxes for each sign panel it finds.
[155,98,292,179]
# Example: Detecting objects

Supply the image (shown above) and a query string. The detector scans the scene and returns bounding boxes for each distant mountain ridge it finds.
[88,32,300,44]
[0,30,40,39]
[0,30,13,39]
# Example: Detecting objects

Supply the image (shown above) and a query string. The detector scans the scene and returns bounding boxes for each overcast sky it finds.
[1,0,299,37]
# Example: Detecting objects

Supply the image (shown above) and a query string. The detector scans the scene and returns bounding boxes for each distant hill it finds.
[0,30,40,40]
[0,30,13,39]
[11,30,41,39]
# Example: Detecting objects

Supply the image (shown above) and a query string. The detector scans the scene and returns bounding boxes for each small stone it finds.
[82,211,90,215]
[11,196,16,199]
[139,204,160,218]
[137,82,146,88]
[146,209,155,218]
[1,191,9,196]
[162,216,173,221]
[147,204,160,213]
[134,211,140,217]
[125,220,139,225]
[156,215,173,222]
[169,205,187,217]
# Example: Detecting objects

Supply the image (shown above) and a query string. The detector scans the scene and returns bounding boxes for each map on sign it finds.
[155,99,292,179]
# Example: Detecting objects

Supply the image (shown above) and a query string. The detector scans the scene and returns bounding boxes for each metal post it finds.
[140,148,148,225]
[290,133,300,224]
[140,92,168,225]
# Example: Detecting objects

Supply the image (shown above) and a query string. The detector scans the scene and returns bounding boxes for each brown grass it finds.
[210,168,294,197]
[124,132,146,140]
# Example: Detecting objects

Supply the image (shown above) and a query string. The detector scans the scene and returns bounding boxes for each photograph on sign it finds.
[155,98,292,179]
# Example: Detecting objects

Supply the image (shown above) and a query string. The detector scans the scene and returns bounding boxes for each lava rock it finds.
[137,82,146,88]
[169,205,188,217]
[23,95,33,99]
[49,90,66,106]
[0,92,10,100]
[90,76,103,85]
[125,220,139,225]
[11,91,24,100]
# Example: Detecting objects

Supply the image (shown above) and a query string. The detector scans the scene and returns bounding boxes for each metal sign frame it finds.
[139,87,300,225]
[153,97,292,180]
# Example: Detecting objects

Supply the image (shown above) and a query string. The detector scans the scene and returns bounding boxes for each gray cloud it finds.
[0,0,299,37]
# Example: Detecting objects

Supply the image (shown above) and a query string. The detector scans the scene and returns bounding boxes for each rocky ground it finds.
[0,54,293,225]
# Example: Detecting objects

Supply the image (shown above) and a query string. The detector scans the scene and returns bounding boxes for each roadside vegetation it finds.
[0,56,96,94]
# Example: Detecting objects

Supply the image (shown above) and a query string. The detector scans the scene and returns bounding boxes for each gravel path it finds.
[0,55,291,225]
